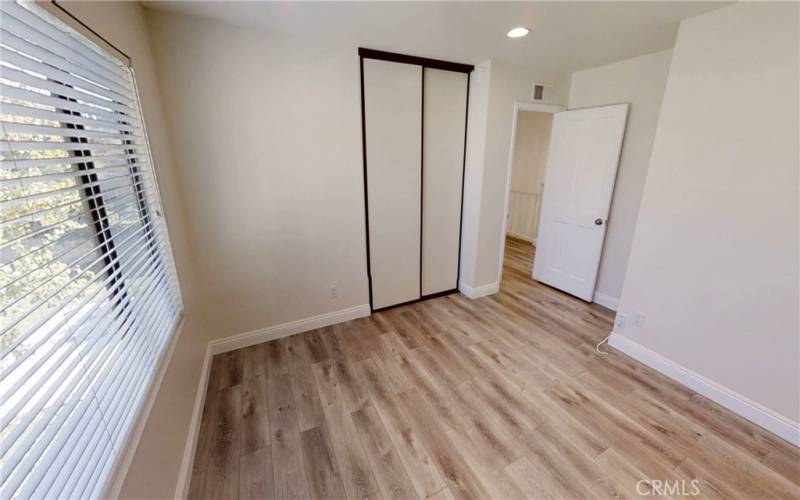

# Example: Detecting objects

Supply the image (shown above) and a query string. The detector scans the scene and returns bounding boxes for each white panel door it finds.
[422,68,468,296]
[364,59,422,309]
[533,104,628,300]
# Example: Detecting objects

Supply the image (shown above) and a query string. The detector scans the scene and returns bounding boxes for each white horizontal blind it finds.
[0,2,183,498]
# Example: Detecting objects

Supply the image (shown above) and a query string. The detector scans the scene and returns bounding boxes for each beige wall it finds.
[459,61,492,290]
[568,50,673,305]
[510,111,552,194]
[616,2,799,422]
[467,62,570,288]
[56,2,211,499]
[145,10,370,338]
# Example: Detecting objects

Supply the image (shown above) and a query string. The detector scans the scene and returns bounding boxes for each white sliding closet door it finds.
[422,69,468,295]
[364,59,422,309]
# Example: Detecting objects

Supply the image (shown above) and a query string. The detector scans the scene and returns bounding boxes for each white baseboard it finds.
[592,292,619,311]
[459,281,500,299]
[608,333,800,447]
[173,343,213,499]
[209,304,372,355]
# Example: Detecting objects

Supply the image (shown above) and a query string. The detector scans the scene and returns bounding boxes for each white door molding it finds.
[498,101,565,286]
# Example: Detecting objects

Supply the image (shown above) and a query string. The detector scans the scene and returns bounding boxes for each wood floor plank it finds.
[594,448,655,499]
[357,317,387,354]
[209,350,243,392]
[672,458,741,500]
[383,309,426,350]
[351,402,419,500]
[519,422,620,499]
[242,343,267,382]
[547,380,682,478]
[188,237,799,499]
[333,359,370,412]
[445,426,526,500]
[371,353,414,395]
[375,331,410,360]
[312,361,381,500]
[267,373,310,500]
[188,383,221,498]
[286,334,325,432]
[506,455,571,499]
[300,425,347,499]
[190,384,220,484]
[397,389,490,500]
[393,349,463,433]
[265,338,289,378]
[332,322,370,362]
[241,373,269,455]
[318,325,348,361]
[459,381,528,459]
[427,487,457,500]
[355,358,446,498]
[303,329,331,364]
[240,448,273,500]
[204,385,242,500]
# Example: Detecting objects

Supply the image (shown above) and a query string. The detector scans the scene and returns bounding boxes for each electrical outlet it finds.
[615,313,626,330]
[634,312,646,327]
[329,285,338,299]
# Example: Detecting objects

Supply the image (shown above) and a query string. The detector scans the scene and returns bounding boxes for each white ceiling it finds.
[144,1,729,72]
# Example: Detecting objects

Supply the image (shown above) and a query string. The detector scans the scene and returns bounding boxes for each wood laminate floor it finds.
[189,237,799,499]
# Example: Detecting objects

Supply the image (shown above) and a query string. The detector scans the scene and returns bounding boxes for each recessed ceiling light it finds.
[506,27,530,38]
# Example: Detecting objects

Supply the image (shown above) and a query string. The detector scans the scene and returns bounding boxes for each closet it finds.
[360,49,473,311]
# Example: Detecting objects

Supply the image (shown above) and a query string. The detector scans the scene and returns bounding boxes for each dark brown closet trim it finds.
[360,48,472,312]
[358,48,474,74]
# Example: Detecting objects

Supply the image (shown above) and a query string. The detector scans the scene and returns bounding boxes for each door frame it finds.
[359,48,474,312]
[497,101,565,286]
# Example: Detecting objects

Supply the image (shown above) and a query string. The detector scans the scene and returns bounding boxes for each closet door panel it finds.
[364,59,422,309]
[422,69,468,295]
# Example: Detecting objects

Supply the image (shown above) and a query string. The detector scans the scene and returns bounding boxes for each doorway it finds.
[499,102,563,290]
[500,102,629,302]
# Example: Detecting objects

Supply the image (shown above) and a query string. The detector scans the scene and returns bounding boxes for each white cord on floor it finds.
[596,335,610,355]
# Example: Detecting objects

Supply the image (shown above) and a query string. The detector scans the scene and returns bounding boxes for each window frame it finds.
[0,3,185,498]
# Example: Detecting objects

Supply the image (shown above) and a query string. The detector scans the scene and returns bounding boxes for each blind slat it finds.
[0,3,183,498]
[0,45,133,106]
[1,120,143,141]
[1,258,173,445]
[0,82,139,126]
[1,171,142,211]
[2,178,152,247]
[0,3,129,85]
[25,287,176,500]
[1,263,173,463]
[1,86,142,129]
[1,65,135,115]
[1,159,149,186]
[1,140,145,153]
[0,28,131,97]
[1,181,154,269]
[1,151,147,169]
[2,215,159,325]
[1,140,146,153]
[1,219,169,361]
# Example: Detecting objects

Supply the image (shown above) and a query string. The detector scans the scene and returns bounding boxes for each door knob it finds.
[594,218,603,226]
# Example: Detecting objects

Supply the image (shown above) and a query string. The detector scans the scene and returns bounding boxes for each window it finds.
[0,2,183,498]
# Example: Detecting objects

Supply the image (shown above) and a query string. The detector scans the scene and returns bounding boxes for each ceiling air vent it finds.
[531,82,551,102]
